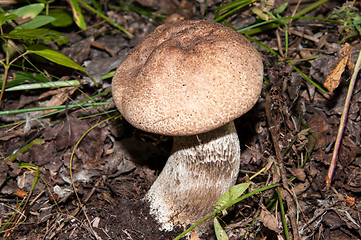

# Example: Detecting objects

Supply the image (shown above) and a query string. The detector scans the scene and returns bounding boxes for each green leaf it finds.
[48,9,73,27]
[0,72,50,89]
[69,0,86,30]
[214,218,228,240]
[274,2,288,15]
[5,28,61,40]
[353,14,361,33]
[26,45,87,72]
[36,0,55,4]
[0,12,18,25]
[9,3,44,20]
[215,183,250,211]
[101,70,115,80]
[15,15,55,29]
[40,29,66,44]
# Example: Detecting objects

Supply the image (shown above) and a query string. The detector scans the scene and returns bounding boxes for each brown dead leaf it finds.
[190,231,200,240]
[43,87,76,114]
[288,167,306,182]
[293,179,311,195]
[14,190,27,198]
[92,216,101,228]
[259,208,281,234]
[0,128,24,141]
[306,112,330,149]
[340,42,352,57]
[346,196,355,206]
[90,41,115,57]
[324,56,347,92]
[324,43,352,92]
[0,161,9,187]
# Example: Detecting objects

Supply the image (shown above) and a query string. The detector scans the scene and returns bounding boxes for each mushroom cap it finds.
[112,20,263,136]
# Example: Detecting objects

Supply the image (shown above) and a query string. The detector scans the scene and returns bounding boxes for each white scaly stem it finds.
[145,121,240,233]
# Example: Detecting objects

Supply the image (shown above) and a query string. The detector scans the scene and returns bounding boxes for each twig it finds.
[326,48,361,189]
[265,90,299,240]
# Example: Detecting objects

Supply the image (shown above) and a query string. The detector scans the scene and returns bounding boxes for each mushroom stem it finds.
[145,121,240,232]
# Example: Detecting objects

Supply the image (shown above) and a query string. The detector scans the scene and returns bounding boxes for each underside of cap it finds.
[112,20,263,136]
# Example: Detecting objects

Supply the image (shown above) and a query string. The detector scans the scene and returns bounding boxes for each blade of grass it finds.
[77,0,133,38]
[0,89,112,129]
[4,138,44,162]
[245,34,329,95]
[291,65,328,95]
[215,0,256,22]
[244,34,281,58]
[287,55,320,63]
[117,2,166,20]
[4,80,80,91]
[294,0,330,18]
[0,101,111,116]
[78,109,117,119]
[277,187,290,240]
[239,16,338,35]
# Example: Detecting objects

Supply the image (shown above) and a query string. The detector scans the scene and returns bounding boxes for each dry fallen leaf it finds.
[259,208,281,234]
[340,42,352,57]
[190,231,200,240]
[14,190,27,198]
[288,167,306,182]
[345,195,356,206]
[293,179,311,195]
[324,43,352,93]
[92,216,101,228]
[43,87,76,114]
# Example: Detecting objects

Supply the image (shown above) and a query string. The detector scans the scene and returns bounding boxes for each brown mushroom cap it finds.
[112,20,263,136]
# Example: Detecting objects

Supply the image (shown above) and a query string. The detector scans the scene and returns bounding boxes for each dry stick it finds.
[265,90,299,240]
[326,49,361,189]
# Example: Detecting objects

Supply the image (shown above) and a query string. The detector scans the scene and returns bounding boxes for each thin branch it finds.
[265,89,300,240]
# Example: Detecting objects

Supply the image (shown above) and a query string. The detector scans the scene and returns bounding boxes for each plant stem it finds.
[326,48,361,189]
[294,0,330,18]
[0,39,10,107]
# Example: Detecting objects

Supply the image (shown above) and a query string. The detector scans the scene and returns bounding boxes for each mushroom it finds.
[112,20,263,233]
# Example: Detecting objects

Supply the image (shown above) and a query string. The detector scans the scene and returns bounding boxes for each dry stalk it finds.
[326,49,361,189]
[265,89,300,240]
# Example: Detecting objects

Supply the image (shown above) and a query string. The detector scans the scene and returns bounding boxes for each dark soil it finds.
[1,0,361,239]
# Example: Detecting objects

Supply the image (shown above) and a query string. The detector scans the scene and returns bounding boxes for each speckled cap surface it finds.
[112,20,263,136]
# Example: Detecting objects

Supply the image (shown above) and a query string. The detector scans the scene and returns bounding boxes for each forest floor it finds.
[1,0,361,239]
